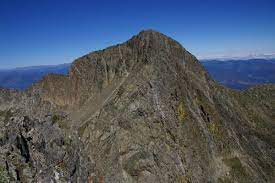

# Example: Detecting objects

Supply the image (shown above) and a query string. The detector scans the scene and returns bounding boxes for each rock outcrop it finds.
[0,30,274,182]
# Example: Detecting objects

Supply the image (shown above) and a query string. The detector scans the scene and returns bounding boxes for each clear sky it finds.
[1,0,275,69]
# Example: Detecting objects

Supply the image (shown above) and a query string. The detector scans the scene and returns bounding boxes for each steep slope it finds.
[0,30,274,182]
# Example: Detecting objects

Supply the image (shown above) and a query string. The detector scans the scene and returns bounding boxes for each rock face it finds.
[0,111,91,182]
[0,30,274,182]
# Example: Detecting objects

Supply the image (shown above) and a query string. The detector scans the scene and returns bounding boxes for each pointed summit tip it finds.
[133,29,179,44]
[137,29,167,38]
[131,29,185,52]
[139,29,161,34]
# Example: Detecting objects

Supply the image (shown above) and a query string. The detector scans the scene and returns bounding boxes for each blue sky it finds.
[0,0,275,69]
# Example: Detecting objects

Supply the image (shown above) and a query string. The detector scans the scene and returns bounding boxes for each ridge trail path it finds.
[68,73,130,133]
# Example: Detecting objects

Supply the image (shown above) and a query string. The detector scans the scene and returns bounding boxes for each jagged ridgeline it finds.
[0,30,274,182]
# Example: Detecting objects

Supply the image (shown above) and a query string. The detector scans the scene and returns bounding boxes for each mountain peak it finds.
[138,29,160,34]
[0,30,274,182]
[127,29,185,52]
[137,29,166,38]
[28,29,202,110]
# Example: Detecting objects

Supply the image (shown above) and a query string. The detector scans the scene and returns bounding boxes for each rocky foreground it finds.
[0,30,274,182]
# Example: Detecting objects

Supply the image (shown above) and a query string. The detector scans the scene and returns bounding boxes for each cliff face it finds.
[30,30,211,110]
[0,30,274,182]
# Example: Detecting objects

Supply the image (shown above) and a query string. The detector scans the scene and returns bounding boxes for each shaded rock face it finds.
[0,30,274,182]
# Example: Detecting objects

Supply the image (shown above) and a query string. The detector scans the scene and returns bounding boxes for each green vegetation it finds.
[78,122,89,137]
[176,175,189,183]
[0,166,9,183]
[0,110,13,124]
[52,114,62,124]
[223,157,249,181]
[126,84,135,92]
[52,114,68,129]
[207,122,223,139]
[195,95,226,140]
[177,100,186,123]
[217,177,232,183]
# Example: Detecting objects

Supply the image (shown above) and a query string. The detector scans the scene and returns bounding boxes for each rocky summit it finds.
[0,30,274,183]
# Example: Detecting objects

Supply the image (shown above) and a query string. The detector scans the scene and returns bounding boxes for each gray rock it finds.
[0,30,274,182]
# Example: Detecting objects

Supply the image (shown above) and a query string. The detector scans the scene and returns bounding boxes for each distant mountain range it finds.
[1,30,274,182]
[201,59,275,90]
[200,53,275,61]
[0,59,274,90]
[0,64,70,90]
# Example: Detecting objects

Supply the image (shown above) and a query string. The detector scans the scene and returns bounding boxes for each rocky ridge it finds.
[0,30,274,182]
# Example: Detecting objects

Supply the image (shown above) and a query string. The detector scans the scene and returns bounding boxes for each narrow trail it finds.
[69,72,130,132]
